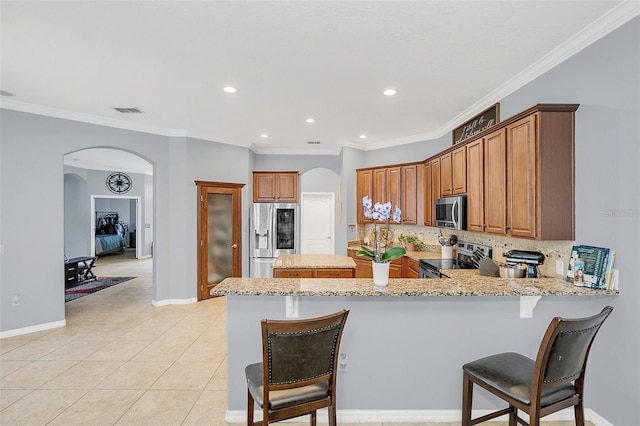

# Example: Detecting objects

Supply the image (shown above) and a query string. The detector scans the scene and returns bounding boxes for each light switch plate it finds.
[556,260,564,275]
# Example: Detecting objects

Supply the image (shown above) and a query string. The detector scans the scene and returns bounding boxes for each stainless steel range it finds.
[418,241,492,278]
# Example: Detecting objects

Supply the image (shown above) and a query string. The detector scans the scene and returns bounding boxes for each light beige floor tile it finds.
[0,360,78,389]
[0,360,30,378]
[182,390,228,425]
[0,339,29,355]
[47,389,144,426]
[40,360,124,389]
[39,338,112,360]
[115,389,201,425]
[94,361,172,390]
[0,389,87,425]
[178,340,227,362]
[0,389,32,410]
[151,361,218,390]
[131,337,195,362]
[85,339,151,361]
[0,338,71,361]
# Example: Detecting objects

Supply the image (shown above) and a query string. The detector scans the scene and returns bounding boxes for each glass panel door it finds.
[275,208,295,250]
[207,192,233,287]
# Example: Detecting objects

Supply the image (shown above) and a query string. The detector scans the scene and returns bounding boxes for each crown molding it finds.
[249,144,343,156]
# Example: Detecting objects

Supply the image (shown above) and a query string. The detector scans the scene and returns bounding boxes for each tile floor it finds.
[0,250,592,425]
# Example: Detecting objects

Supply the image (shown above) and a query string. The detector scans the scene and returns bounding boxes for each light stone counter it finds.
[273,254,356,269]
[212,274,618,297]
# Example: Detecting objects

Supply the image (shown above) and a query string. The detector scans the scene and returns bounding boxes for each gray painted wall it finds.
[0,15,638,424]
[64,171,90,259]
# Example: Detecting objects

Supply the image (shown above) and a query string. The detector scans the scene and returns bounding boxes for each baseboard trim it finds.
[151,297,197,307]
[225,408,611,424]
[0,319,66,339]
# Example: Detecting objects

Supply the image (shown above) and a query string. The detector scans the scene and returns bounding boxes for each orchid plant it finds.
[356,196,406,263]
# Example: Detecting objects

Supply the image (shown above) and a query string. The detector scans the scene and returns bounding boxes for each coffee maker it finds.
[503,250,545,278]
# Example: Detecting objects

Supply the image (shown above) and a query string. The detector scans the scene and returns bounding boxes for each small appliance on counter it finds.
[419,241,492,278]
[503,250,545,278]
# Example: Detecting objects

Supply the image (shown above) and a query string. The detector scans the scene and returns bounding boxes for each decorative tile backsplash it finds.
[358,224,573,278]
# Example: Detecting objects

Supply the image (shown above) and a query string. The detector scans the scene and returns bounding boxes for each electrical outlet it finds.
[338,353,348,371]
[556,260,564,275]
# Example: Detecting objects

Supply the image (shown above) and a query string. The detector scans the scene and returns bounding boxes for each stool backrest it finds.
[262,310,349,391]
[534,306,613,389]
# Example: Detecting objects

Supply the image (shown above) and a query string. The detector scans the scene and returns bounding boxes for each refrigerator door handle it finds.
[270,204,275,258]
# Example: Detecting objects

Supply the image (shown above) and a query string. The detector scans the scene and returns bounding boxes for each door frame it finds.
[195,180,244,301]
[300,192,335,254]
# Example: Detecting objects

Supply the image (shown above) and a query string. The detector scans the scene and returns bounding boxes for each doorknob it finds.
[327,236,331,239]
[231,244,238,249]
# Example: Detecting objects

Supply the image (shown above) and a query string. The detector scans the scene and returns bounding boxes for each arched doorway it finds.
[63,148,154,303]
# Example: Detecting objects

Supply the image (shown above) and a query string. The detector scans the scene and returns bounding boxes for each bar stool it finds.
[245,309,349,425]
[462,306,613,426]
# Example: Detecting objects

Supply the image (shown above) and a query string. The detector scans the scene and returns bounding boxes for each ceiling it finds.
[2,1,638,167]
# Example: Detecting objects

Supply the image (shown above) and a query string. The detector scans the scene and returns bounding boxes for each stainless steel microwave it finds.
[435,196,467,230]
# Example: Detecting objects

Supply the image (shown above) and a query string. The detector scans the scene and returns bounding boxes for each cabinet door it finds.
[315,268,354,278]
[275,173,298,202]
[431,158,441,201]
[389,258,403,278]
[401,165,417,225]
[423,162,433,226]
[349,251,373,278]
[507,115,537,239]
[373,168,387,204]
[273,268,314,278]
[401,257,419,278]
[253,173,276,202]
[387,166,401,211]
[466,139,484,232]
[484,129,507,235]
[440,153,452,196]
[452,146,467,194]
[356,169,373,224]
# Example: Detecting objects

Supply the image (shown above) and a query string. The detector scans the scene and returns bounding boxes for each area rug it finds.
[65,277,135,302]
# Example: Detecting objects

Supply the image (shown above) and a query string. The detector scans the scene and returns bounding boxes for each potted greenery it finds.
[398,233,424,252]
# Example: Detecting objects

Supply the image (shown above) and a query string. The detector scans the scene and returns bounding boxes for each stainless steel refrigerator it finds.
[249,203,298,278]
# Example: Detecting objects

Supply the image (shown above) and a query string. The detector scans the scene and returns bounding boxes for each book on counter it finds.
[566,245,615,289]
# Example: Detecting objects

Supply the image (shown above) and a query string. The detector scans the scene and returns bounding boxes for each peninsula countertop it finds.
[273,254,356,269]
[211,271,619,297]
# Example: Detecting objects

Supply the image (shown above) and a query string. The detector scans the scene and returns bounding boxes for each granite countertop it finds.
[273,254,356,269]
[211,271,619,297]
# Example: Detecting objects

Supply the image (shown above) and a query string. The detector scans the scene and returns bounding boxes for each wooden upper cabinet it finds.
[386,166,401,211]
[431,158,441,201]
[440,146,467,196]
[401,164,417,225]
[372,168,387,205]
[253,172,298,202]
[356,169,373,224]
[423,161,433,226]
[484,129,507,235]
[507,115,537,239]
[466,139,485,233]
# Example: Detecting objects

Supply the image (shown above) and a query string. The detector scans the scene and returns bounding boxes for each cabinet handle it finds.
[506,226,511,231]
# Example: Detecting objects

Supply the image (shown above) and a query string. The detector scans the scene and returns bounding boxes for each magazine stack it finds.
[566,245,616,290]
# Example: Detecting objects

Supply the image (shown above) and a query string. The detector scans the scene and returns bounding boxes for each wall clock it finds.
[106,172,132,194]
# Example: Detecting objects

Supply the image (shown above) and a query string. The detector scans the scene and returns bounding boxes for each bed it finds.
[95,212,128,256]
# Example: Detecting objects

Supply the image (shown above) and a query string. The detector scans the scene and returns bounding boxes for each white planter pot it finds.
[372,261,390,286]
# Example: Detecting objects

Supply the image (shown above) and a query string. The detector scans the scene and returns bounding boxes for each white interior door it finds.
[301,192,335,254]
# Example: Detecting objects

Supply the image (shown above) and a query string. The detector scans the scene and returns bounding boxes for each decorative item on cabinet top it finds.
[452,103,500,145]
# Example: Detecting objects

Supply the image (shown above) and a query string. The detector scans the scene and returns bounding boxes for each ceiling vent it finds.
[307,141,321,145]
[113,107,144,114]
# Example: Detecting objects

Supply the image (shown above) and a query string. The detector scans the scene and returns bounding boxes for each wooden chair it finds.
[245,309,349,425]
[462,306,613,426]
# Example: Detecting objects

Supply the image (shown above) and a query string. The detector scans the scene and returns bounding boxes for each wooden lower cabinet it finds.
[273,268,354,278]
[402,257,420,278]
[349,250,412,278]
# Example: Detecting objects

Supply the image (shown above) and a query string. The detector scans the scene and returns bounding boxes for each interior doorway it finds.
[300,192,335,254]
[196,181,244,301]
[91,195,142,258]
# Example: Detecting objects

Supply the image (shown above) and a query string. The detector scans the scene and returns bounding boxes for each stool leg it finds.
[310,410,316,426]
[247,390,255,425]
[508,407,517,426]
[574,398,585,426]
[462,372,473,426]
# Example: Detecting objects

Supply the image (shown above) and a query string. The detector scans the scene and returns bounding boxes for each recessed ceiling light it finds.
[260,134,269,138]
[359,134,367,139]
[383,89,397,96]
[305,118,315,123]
[223,86,237,93]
